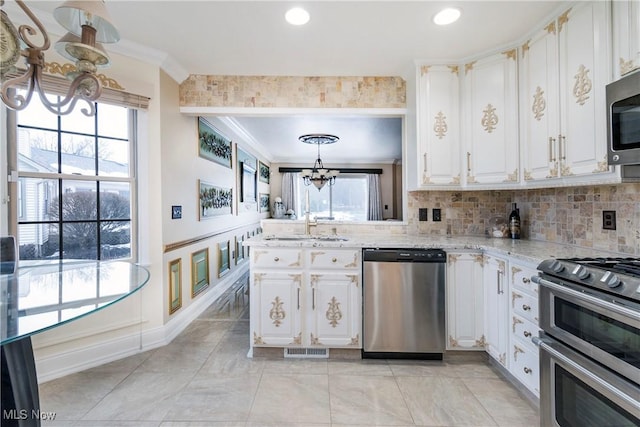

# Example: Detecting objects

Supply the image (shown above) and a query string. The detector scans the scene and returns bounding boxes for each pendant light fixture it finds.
[0,0,120,116]
[299,134,340,191]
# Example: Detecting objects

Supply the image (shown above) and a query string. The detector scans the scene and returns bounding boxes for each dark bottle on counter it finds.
[509,203,521,239]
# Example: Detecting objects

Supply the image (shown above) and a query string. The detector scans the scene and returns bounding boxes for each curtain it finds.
[367,174,383,221]
[281,172,297,214]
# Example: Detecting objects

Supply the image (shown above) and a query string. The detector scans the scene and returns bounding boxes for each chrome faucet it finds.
[304,189,317,235]
[305,209,317,235]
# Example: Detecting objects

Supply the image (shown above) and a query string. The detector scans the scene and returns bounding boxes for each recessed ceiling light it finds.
[285,7,310,26]
[433,7,461,26]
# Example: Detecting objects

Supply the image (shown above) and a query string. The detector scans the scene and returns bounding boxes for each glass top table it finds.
[1,260,150,345]
[1,260,150,426]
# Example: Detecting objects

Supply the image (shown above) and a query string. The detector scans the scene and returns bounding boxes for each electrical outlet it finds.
[603,210,616,230]
[419,208,428,221]
[433,208,442,222]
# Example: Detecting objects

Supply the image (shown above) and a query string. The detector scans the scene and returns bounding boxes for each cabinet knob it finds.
[523,331,532,338]
[522,304,531,311]
[332,257,337,263]
[274,257,280,262]
[524,367,532,374]
[522,277,531,283]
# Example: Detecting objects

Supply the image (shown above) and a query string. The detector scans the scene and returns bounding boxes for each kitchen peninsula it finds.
[245,224,629,398]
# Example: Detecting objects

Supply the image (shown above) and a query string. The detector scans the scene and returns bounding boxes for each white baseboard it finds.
[36,265,248,383]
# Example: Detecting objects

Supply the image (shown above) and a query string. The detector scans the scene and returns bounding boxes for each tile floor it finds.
[38,275,540,426]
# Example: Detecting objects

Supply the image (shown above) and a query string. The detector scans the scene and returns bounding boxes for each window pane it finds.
[98,137,129,176]
[100,182,131,219]
[299,175,368,221]
[62,222,97,259]
[17,178,58,222]
[101,222,131,260]
[61,181,97,221]
[332,177,368,221]
[16,90,58,129]
[98,104,128,139]
[306,185,331,218]
[60,133,96,175]
[18,223,59,260]
[18,128,59,173]
[60,104,96,134]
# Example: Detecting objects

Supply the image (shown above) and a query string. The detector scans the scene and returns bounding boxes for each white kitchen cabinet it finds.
[308,248,361,347]
[508,261,541,397]
[446,251,485,350]
[250,247,361,349]
[612,0,640,78]
[416,64,461,187]
[250,248,304,346]
[521,2,614,183]
[251,270,303,346]
[462,50,519,186]
[483,253,509,367]
[308,272,360,347]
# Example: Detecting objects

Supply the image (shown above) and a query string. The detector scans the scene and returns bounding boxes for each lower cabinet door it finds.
[446,252,486,350]
[251,271,303,346]
[510,336,540,397]
[309,272,361,347]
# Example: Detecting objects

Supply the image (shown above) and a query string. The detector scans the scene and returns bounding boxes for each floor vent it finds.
[284,348,329,358]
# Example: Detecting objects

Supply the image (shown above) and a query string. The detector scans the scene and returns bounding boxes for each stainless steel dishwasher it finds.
[362,248,446,359]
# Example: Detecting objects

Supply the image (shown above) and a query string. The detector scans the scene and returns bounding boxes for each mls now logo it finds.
[3,409,56,421]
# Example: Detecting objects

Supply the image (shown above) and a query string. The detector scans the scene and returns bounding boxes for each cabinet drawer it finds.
[511,313,540,344]
[309,249,360,270]
[510,264,539,294]
[510,337,540,396]
[252,248,303,269]
[511,289,539,324]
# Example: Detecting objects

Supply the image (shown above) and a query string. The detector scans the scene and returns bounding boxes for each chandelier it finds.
[299,133,340,191]
[0,0,120,116]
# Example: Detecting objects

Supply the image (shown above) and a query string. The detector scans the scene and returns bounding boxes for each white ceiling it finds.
[18,0,565,163]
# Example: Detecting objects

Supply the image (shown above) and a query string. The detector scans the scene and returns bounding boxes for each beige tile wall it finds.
[408,183,640,255]
[179,75,406,108]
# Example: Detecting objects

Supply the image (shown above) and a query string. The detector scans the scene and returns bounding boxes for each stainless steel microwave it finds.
[607,70,640,165]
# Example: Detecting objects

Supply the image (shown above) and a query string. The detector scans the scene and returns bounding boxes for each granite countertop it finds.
[245,234,626,266]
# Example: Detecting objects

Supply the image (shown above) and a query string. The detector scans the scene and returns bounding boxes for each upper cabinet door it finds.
[558,2,611,177]
[520,22,560,181]
[612,0,640,78]
[416,64,461,187]
[463,50,519,186]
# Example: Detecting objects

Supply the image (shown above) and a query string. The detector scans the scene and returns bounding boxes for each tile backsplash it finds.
[408,183,640,255]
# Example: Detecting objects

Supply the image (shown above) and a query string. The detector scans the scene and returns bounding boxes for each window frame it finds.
[297,173,369,221]
[8,99,138,262]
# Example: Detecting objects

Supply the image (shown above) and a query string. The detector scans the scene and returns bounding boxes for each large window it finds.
[298,175,368,221]
[14,93,135,261]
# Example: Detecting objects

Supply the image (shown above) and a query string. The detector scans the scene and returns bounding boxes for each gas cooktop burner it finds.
[537,257,640,303]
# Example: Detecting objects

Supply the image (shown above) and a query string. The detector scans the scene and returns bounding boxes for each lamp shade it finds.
[54,0,120,43]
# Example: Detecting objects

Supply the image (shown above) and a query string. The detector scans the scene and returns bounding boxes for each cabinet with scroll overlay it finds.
[520,2,614,183]
[416,64,461,188]
[462,49,519,187]
[250,247,361,350]
[250,248,304,347]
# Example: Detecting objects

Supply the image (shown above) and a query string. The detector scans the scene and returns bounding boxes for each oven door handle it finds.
[532,275,640,321]
[533,336,640,411]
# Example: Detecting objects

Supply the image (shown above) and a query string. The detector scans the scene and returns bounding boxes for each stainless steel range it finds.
[532,257,640,426]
